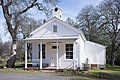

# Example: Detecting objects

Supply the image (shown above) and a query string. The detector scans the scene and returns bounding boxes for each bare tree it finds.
[36,0,59,19]
[0,41,11,60]
[98,0,120,66]
[17,15,43,39]
[0,0,38,68]
[0,39,4,57]
[17,17,43,61]
[66,17,78,29]
[76,5,108,42]
[76,0,120,65]
[0,0,59,68]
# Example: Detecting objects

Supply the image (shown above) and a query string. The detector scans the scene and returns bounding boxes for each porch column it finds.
[40,42,42,69]
[73,53,76,70]
[56,42,59,70]
[25,42,27,69]
[73,42,76,70]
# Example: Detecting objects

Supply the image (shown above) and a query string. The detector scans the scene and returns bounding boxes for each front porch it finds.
[25,38,79,70]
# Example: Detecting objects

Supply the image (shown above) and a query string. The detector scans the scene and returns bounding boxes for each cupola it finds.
[52,7,62,19]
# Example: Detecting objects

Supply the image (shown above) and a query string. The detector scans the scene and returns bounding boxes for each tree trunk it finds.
[111,43,116,66]
[6,40,17,68]
[111,52,115,66]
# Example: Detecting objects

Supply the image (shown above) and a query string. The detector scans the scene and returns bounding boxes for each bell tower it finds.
[52,7,62,19]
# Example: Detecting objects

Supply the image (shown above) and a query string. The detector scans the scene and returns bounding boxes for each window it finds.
[53,25,57,32]
[65,44,73,59]
[52,46,59,49]
[38,44,45,59]
[52,46,57,49]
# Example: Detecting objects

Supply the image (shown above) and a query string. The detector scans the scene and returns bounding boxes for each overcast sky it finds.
[0,0,103,42]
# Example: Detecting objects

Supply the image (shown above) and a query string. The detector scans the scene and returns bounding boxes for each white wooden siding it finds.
[30,19,80,39]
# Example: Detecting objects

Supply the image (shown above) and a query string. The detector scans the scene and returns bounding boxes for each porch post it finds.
[73,42,76,70]
[56,42,59,70]
[25,42,27,69]
[40,42,42,69]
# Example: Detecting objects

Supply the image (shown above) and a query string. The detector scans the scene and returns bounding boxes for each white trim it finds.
[25,42,27,68]
[64,43,74,61]
[25,36,78,41]
[40,42,42,69]
[54,17,80,33]
[30,18,54,35]
[56,42,59,70]
[86,41,106,48]
[73,42,76,70]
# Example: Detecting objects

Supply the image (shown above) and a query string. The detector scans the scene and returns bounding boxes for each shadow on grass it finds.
[15,63,32,68]
[0,61,32,69]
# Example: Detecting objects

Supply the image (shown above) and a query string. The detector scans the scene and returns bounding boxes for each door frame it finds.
[50,47,57,67]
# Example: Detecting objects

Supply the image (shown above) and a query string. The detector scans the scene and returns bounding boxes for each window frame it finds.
[53,24,57,32]
[52,46,59,49]
[38,44,46,59]
[65,44,73,60]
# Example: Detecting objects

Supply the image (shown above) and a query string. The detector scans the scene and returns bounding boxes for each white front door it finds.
[50,49,56,66]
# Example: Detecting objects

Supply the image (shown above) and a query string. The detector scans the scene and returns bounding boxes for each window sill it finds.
[64,59,73,62]
[52,32,57,34]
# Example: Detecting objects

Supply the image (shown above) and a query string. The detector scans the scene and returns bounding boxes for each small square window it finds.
[52,46,57,49]
[53,25,57,32]
[52,46,59,49]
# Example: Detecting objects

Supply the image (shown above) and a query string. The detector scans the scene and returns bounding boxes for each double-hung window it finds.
[38,44,45,59]
[65,44,73,59]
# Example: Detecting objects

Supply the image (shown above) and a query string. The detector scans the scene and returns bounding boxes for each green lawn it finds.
[0,61,120,80]
[87,65,120,80]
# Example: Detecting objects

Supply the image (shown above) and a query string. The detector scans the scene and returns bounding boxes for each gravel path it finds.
[0,72,81,80]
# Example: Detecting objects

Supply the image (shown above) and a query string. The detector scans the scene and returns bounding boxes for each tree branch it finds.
[1,2,13,35]
[115,42,120,52]
[16,0,37,16]
[5,0,13,7]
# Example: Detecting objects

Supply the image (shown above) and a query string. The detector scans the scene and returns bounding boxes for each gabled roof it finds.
[27,17,86,41]
[85,41,106,48]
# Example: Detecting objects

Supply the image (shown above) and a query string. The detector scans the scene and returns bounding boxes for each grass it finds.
[0,61,120,80]
[57,65,120,80]
[87,65,120,80]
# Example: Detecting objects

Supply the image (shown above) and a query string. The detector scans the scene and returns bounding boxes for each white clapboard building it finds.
[24,7,106,70]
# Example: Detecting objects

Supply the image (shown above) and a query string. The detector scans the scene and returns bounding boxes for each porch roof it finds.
[25,36,79,41]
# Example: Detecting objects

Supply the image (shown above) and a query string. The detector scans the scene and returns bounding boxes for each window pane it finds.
[66,56,70,59]
[42,44,45,48]
[53,25,57,32]
[42,47,45,51]
[38,44,46,59]
[70,44,73,47]
[42,52,45,59]
[39,52,40,59]
[43,56,45,59]
[66,44,73,59]
[66,48,69,51]
[66,52,69,55]
[52,46,57,49]
[70,48,73,51]
[38,44,40,47]
[70,56,73,59]
[66,44,69,47]
[70,52,73,55]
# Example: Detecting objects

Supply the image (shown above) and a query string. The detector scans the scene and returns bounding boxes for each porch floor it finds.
[25,66,57,70]
[43,66,57,70]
